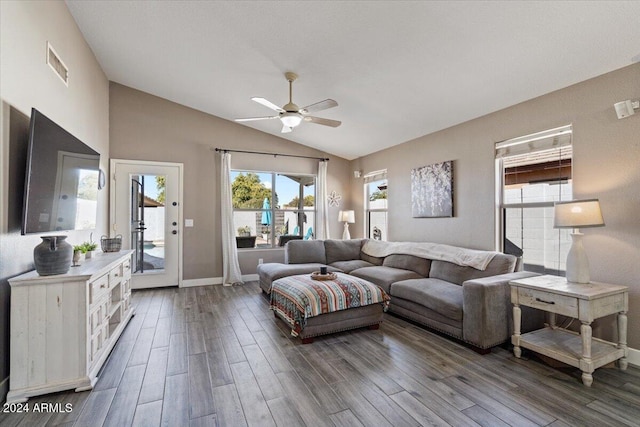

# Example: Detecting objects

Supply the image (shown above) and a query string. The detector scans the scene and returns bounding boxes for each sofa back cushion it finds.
[325,239,364,264]
[382,254,431,277]
[360,252,384,266]
[285,240,326,264]
[429,253,517,285]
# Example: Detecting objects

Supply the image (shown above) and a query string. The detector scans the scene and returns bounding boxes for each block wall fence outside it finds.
[504,182,573,272]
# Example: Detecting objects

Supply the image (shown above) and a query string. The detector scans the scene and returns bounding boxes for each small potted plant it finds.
[72,245,84,266]
[237,226,251,237]
[235,226,255,248]
[80,241,98,259]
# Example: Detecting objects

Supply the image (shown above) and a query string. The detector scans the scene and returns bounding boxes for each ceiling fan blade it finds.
[300,99,338,114]
[234,116,279,122]
[281,125,293,133]
[303,116,341,128]
[252,97,285,113]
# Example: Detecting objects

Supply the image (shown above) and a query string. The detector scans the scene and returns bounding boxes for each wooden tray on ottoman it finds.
[310,271,337,281]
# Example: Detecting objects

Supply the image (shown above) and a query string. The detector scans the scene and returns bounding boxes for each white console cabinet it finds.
[7,250,135,403]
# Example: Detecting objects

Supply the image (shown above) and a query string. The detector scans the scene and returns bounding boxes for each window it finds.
[231,171,316,248]
[364,170,387,241]
[496,125,573,274]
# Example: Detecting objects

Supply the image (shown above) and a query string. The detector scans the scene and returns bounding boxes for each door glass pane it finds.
[131,174,166,273]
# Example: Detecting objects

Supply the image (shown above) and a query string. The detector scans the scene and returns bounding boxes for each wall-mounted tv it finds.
[22,108,100,234]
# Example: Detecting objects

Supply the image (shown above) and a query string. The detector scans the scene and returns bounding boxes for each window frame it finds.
[495,125,573,274]
[231,169,317,249]
[364,170,388,241]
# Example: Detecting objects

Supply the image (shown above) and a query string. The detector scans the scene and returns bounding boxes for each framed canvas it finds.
[411,160,453,217]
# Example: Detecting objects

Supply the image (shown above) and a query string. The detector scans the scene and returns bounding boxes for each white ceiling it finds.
[66,1,640,160]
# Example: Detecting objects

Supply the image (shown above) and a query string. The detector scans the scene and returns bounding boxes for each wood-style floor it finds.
[1,281,639,427]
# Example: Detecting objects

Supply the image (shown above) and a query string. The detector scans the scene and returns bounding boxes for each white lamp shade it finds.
[553,199,604,229]
[338,210,355,223]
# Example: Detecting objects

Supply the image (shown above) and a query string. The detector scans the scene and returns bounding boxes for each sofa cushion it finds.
[257,263,340,293]
[324,239,364,264]
[382,254,431,277]
[349,266,422,294]
[391,278,463,321]
[329,260,374,273]
[285,240,326,264]
[429,253,517,285]
[360,252,383,266]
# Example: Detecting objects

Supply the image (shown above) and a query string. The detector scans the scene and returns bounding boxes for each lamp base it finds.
[565,232,590,284]
[342,222,351,240]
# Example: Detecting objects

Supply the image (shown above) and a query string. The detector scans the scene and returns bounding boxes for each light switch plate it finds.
[185,219,194,227]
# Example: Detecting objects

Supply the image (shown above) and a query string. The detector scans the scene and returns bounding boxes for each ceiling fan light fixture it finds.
[280,112,302,128]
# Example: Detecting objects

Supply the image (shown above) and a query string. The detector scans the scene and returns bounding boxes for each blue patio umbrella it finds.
[261,197,271,225]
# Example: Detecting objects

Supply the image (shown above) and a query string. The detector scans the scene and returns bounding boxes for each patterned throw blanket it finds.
[270,273,390,337]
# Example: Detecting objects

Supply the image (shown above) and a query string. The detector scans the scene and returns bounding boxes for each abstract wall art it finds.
[411,160,453,217]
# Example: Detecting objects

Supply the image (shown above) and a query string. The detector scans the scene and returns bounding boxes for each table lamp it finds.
[338,210,355,240]
[553,199,604,283]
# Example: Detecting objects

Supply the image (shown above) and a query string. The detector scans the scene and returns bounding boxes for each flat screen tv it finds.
[22,108,100,234]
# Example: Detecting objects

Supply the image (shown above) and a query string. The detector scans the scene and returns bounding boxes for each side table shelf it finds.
[510,275,628,387]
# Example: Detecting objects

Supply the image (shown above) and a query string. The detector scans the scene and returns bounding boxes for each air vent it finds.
[46,42,68,86]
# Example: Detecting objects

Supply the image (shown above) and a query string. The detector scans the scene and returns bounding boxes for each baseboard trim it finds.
[0,376,9,404]
[181,274,258,288]
[181,277,222,287]
[627,346,640,368]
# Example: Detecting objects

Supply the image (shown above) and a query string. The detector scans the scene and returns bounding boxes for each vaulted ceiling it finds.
[66,1,640,160]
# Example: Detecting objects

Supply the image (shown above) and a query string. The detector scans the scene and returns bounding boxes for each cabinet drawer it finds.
[517,288,579,317]
[109,266,123,287]
[122,292,131,313]
[90,274,110,304]
[109,259,132,286]
[90,328,103,365]
[90,297,109,335]
[122,258,132,280]
[90,323,111,367]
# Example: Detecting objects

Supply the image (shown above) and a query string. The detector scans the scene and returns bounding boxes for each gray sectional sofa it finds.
[257,238,541,351]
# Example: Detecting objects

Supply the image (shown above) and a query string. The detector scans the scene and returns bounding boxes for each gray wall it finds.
[109,83,351,281]
[351,63,640,348]
[0,1,110,402]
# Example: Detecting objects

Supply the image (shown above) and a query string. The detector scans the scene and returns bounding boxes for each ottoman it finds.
[270,272,389,343]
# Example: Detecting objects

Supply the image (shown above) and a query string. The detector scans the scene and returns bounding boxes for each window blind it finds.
[363,170,387,184]
[495,125,572,159]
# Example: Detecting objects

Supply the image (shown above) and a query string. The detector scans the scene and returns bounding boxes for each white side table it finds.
[510,275,628,386]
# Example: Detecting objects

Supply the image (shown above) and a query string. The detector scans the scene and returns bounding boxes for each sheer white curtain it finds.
[220,152,243,286]
[316,160,330,240]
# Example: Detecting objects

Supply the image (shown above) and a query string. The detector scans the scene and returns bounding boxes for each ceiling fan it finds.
[234,72,341,133]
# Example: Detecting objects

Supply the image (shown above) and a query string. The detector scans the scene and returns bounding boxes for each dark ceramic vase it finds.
[34,235,72,276]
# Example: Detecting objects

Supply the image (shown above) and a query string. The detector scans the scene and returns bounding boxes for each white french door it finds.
[110,160,183,289]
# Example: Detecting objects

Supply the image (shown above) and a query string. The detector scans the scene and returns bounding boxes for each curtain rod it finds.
[213,147,329,161]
